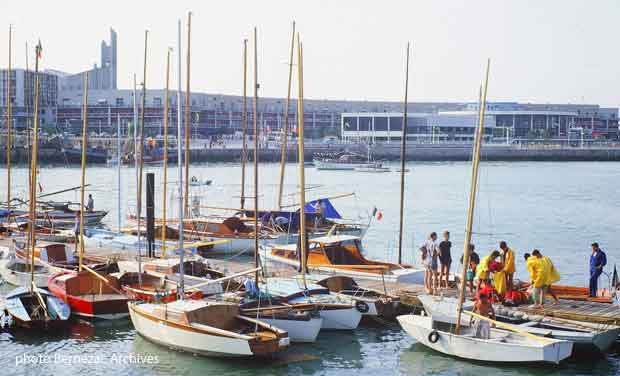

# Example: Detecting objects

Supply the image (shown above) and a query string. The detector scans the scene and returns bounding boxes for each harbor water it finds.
[1,161,619,375]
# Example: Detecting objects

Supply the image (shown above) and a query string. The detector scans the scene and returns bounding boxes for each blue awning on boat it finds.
[304,198,342,220]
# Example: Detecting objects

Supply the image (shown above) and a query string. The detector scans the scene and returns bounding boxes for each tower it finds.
[100,28,117,89]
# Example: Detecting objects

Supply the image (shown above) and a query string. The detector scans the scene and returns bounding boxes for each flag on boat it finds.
[372,206,383,220]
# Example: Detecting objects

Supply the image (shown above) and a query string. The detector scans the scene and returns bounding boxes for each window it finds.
[153,97,162,107]
[116,97,124,106]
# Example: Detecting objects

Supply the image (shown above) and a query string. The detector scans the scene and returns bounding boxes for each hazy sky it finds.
[1,1,618,107]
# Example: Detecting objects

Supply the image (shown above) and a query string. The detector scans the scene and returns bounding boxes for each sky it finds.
[1,0,618,107]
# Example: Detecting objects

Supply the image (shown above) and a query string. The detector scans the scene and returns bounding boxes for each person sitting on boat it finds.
[589,242,607,298]
[532,249,560,305]
[313,199,326,230]
[191,175,198,183]
[499,241,515,292]
[524,252,546,308]
[475,250,500,291]
[471,292,495,339]
[85,194,94,212]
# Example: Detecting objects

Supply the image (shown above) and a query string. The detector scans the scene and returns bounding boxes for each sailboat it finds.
[4,41,72,330]
[397,58,573,364]
[129,20,290,357]
[47,70,129,320]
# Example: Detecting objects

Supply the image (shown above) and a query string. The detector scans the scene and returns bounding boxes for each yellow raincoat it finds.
[476,255,492,280]
[493,270,507,294]
[540,256,560,285]
[526,256,545,288]
[502,248,516,274]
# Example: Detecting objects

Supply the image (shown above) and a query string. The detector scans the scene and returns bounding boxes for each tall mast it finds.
[183,12,192,217]
[456,59,490,333]
[397,43,410,265]
[78,72,89,272]
[136,30,148,281]
[162,48,171,258]
[240,39,248,210]
[133,74,138,196]
[177,19,186,299]
[29,41,42,287]
[252,27,260,284]
[277,21,296,210]
[117,112,121,232]
[5,25,12,210]
[25,42,31,196]
[296,34,307,288]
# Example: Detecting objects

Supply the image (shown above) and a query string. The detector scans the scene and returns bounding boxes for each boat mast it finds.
[277,21,296,210]
[162,48,171,258]
[5,25,12,210]
[455,59,490,334]
[133,75,138,198]
[136,30,148,281]
[117,112,121,232]
[296,34,307,288]
[397,42,410,265]
[78,72,89,273]
[176,19,186,299]
[183,12,192,217]
[240,39,247,210]
[25,42,31,199]
[28,41,42,285]
[252,27,260,284]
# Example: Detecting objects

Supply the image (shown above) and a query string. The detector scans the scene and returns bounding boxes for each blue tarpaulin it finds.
[304,198,342,219]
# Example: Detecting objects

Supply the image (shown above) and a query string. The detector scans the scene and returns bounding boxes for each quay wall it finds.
[2,144,620,165]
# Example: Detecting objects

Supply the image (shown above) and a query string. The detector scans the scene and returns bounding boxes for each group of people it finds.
[419,232,609,309]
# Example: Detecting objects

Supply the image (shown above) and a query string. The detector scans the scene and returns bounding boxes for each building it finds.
[57,28,117,94]
[341,102,619,143]
[0,68,58,128]
[2,28,618,142]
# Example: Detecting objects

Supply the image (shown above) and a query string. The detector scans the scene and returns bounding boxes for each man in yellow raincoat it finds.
[499,241,516,292]
[476,250,500,291]
[525,252,545,307]
[533,249,560,305]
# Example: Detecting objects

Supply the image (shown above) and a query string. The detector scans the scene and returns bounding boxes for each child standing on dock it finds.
[426,232,440,294]
[420,243,432,294]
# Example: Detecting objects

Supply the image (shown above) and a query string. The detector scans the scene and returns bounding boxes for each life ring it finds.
[354,300,369,313]
[428,330,440,343]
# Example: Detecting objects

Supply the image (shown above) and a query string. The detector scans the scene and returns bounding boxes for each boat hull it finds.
[397,314,573,364]
[259,316,322,343]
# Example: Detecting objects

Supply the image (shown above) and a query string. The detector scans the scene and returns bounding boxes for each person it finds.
[314,199,325,230]
[426,232,440,294]
[589,242,607,297]
[73,211,81,252]
[86,194,94,212]
[471,293,495,339]
[476,250,500,291]
[419,243,432,294]
[438,230,452,288]
[499,241,515,292]
[532,250,560,305]
[460,244,479,295]
[525,252,545,308]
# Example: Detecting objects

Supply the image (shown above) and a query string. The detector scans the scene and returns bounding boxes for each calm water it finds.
[1,161,619,375]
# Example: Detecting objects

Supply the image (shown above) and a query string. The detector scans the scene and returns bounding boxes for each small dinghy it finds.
[4,286,71,330]
[48,271,130,320]
[397,313,573,364]
[0,248,54,288]
[261,277,362,330]
[129,299,290,357]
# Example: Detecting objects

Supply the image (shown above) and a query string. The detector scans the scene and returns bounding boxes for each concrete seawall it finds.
[2,144,620,165]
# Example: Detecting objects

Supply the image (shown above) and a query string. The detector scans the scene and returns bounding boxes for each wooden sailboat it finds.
[397,58,573,364]
[47,70,129,320]
[129,19,290,357]
[4,41,72,330]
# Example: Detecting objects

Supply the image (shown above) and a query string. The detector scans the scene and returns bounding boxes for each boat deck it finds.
[502,300,620,325]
